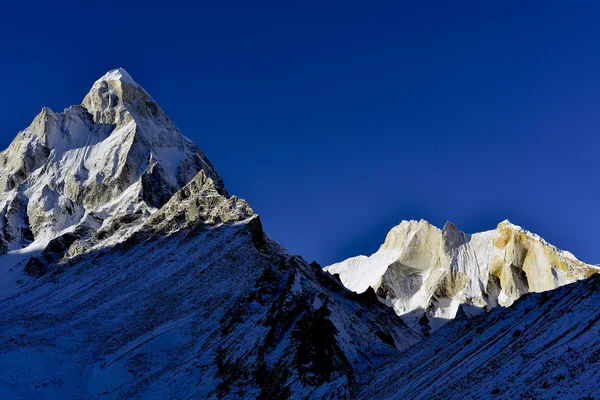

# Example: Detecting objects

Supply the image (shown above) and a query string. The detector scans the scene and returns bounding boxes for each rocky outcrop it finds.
[326,219,598,333]
[146,169,254,232]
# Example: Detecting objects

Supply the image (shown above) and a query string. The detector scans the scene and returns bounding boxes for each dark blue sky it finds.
[1,1,599,265]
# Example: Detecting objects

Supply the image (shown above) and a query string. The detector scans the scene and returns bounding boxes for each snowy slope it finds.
[0,179,419,399]
[326,219,598,333]
[362,274,600,399]
[0,69,420,399]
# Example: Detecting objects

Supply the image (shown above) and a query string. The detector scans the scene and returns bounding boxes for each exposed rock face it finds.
[0,69,420,399]
[0,68,224,255]
[325,219,598,333]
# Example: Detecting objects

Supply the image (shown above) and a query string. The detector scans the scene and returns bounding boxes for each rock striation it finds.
[362,274,600,399]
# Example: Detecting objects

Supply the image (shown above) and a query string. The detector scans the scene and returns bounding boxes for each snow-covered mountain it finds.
[362,273,600,399]
[326,219,598,334]
[0,69,420,399]
[2,68,599,399]
[0,68,224,258]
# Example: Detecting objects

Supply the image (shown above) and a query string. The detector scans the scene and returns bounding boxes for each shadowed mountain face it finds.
[362,274,600,399]
[0,69,419,399]
[326,219,598,334]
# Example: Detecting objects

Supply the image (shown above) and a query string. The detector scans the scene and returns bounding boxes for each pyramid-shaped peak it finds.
[94,68,139,87]
[83,68,153,124]
[442,220,459,232]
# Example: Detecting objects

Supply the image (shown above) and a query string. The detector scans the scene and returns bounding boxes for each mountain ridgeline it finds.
[326,219,598,334]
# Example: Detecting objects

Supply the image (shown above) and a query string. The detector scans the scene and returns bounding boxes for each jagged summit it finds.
[326,219,598,334]
[0,69,225,257]
[83,68,160,126]
[95,68,138,86]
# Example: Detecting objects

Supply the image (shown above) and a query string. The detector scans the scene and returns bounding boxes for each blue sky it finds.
[1,1,599,265]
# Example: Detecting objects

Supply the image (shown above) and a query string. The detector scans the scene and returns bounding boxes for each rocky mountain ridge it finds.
[326,219,598,333]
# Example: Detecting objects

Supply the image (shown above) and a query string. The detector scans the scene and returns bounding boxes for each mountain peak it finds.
[0,68,226,255]
[94,68,138,87]
[82,67,159,126]
[327,218,597,334]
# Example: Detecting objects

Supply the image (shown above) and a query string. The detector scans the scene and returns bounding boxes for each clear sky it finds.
[1,1,598,265]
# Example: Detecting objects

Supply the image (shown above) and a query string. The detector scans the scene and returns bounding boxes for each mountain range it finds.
[0,69,598,399]
[326,219,598,334]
